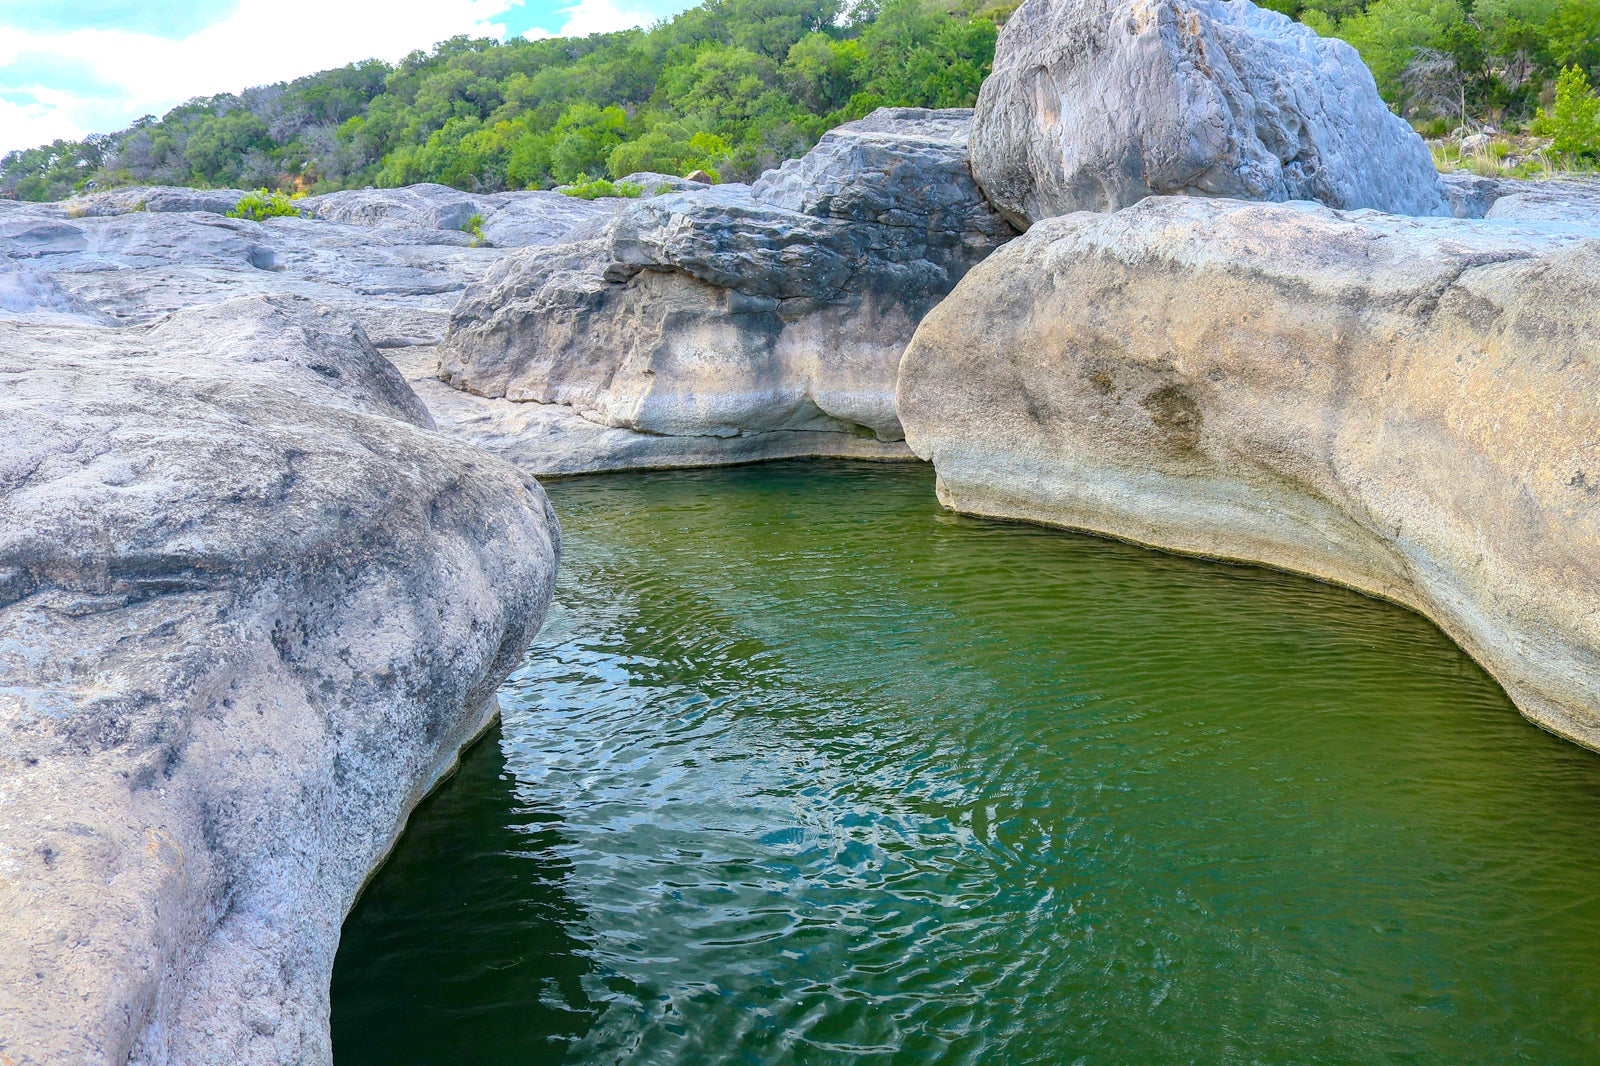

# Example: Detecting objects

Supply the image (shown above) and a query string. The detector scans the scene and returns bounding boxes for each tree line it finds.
[2,0,1594,202]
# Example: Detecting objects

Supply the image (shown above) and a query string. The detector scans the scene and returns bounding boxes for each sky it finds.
[0,0,697,155]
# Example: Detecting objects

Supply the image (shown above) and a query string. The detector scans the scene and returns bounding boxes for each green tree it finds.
[1533,64,1600,154]
[184,111,270,184]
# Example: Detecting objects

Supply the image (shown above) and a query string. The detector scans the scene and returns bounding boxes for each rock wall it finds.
[898,197,1600,748]
[439,108,1015,462]
[0,295,560,1065]
[971,0,1448,226]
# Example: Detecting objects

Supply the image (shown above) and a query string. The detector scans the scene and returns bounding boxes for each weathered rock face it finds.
[898,197,1600,748]
[0,294,560,1065]
[440,107,1014,455]
[971,0,1448,226]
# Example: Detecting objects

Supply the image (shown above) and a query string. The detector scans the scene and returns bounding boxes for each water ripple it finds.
[334,461,1600,1066]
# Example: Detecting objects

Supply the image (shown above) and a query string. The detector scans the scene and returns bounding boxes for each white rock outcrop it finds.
[898,197,1600,748]
[971,0,1449,226]
[0,295,560,1065]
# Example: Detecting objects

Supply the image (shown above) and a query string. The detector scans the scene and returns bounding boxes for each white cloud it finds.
[543,0,656,37]
[0,0,519,153]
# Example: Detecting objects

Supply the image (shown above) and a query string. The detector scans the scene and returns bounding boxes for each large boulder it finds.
[971,0,1448,226]
[0,294,559,1065]
[898,197,1600,748]
[439,107,1014,459]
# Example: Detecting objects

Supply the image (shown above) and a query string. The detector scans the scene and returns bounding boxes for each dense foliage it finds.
[1262,0,1598,132]
[3,0,1595,201]
[1,0,1004,201]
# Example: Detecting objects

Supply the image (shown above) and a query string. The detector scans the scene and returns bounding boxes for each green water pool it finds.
[331,460,1600,1064]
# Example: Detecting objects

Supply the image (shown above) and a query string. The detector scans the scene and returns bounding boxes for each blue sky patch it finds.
[0,0,241,38]
[0,52,124,98]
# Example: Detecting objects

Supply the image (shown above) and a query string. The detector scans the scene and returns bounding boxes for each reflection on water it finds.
[334,461,1600,1065]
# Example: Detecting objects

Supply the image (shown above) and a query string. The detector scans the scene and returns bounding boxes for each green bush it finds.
[1532,66,1600,158]
[460,211,486,245]
[559,178,644,200]
[227,188,301,221]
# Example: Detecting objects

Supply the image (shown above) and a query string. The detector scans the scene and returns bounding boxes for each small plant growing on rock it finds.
[460,212,486,246]
[227,188,300,222]
[559,178,644,200]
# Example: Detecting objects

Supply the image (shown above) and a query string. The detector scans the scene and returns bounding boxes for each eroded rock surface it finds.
[898,197,1600,747]
[440,107,1014,458]
[971,0,1448,226]
[0,294,560,1065]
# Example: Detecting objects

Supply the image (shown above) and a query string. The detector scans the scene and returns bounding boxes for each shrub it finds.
[460,212,485,245]
[1531,66,1600,158]
[559,178,644,200]
[227,188,301,222]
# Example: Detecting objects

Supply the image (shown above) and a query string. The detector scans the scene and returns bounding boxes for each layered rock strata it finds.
[0,294,560,1065]
[971,0,1449,225]
[439,107,1015,460]
[898,197,1600,747]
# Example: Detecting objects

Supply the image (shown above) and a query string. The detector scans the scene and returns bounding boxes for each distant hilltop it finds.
[2,0,1595,203]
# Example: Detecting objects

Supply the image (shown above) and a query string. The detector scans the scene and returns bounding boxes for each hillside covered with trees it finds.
[2,0,1596,202]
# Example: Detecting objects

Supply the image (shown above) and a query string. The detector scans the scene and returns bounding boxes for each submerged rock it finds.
[440,107,1014,458]
[0,295,559,1064]
[971,0,1448,226]
[898,197,1600,748]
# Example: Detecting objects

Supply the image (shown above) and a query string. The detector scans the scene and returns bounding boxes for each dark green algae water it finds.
[331,461,1600,1065]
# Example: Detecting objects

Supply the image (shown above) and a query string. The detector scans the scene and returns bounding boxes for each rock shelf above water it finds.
[898,196,1600,747]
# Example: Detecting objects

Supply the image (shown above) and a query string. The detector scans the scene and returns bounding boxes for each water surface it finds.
[333,461,1600,1065]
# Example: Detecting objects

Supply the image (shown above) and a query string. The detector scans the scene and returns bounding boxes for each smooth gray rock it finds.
[440,108,1014,449]
[0,293,559,1066]
[971,0,1449,226]
[0,198,520,344]
[898,195,1600,751]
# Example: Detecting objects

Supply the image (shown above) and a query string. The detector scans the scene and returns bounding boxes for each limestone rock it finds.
[440,108,1014,452]
[63,186,251,217]
[1439,173,1600,222]
[615,171,710,193]
[0,294,559,1065]
[298,183,614,247]
[898,196,1600,748]
[0,195,533,344]
[971,0,1448,226]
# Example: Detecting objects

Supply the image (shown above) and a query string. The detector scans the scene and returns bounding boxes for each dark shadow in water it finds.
[330,724,596,1066]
